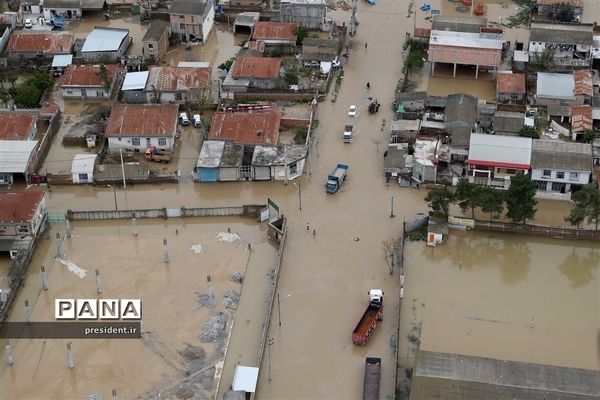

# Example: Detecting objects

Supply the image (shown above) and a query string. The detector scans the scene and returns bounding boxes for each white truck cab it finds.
[369,289,384,303]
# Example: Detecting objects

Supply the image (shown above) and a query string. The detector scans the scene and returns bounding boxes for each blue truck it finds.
[326,163,348,193]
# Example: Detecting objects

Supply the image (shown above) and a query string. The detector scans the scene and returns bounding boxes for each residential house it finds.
[535,0,583,19]
[145,66,212,104]
[208,109,281,145]
[530,140,590,198]
[142,20,170,61]
[6,32,74,59]
[384,142,410,176]
[302,37,338,62]
[390,119,421,142]
[169,0,215,43]
[467,133,532,189]
[51,54,73,75]
[428,30,503,78]
[0,191,47,257]
[252,144,306,181]
[121,70,150,103]
[104,104,179,153]
[71,154,97,184]
[493,111,525,136]
[280,0,327,30]
[0,141,39,185]
[431,15,487,33]
[251,21,298,52]
[536,72,577,106]
[496,72,526,104]
[446,93,477,157]
[529,22,593,68]
[59,64,119,99]
[21,0,42,14]
[0,113,38,141]
[574,69,593,105]
[233,12,260,35]
[81,27,131,63]
[42,0,82,20]
[222,56,281,93]
[195,140,243,182]
[570,105,593,140]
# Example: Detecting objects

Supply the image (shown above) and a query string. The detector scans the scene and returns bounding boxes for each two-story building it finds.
[467,133,532,189]
[535,0,583,20]
[169,0,215,43]
[530,139,591,199]
[251,21,298,53]
[529,22,593,68]
[302,37,338,62]
[446,93,477,158]
[0,191,47,258]
[280,0,327,30]
[145,66,212,103]
[496,72,526,104]
[104,104,179,154]
[59,64,119,99]
[142,20,170,62]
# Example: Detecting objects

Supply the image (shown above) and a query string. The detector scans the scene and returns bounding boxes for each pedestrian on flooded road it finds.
[306,222,310,231]
[366,82,370,89]
[365,42,368,49]
[313,229,316,238]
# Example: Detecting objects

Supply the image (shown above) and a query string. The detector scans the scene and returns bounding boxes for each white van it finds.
[179,112,190,125]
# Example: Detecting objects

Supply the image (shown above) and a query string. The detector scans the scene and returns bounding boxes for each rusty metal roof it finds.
[0,113,38,140]
[252,22,298,41]
[7,32,74,54]
[146,66,212,92]
[248,40,265,53]
[208,110,281,145]
[60,64,118,87]
[497,72,526,94]
[0,191,44,224]
[574,69,593,97]
[232,56,281,79]
[571,106,593,132]
[105,104,179,137]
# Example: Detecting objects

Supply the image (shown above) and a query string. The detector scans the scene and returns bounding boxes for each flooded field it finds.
[0,218,276,399]
[400,230,600,371]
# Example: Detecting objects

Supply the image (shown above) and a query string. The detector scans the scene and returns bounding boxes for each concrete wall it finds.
[0,27,11,55]
[280,2,326,29]
[202,2,215,43]
[272,158,305,181]
[531,168,589,185]
[61,86,110,99]
[43,7,82,20]
[108,136,174,153]
[143,31,169,61]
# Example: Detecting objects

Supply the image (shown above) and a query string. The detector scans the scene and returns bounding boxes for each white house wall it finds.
[61,87,109,99]
[531,168,590,185]
[108,136,174,153]
[272,158,305,181]
[202,3,215,43]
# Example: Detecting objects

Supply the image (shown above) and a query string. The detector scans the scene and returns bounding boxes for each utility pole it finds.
[390,196,395,218]
[119,148,126,189]
[350,0,357,36]
[298,179,302,210]
[284,144,289,185]
[267,337,274,381]
[111,181,118,211]
[277,293,282,326]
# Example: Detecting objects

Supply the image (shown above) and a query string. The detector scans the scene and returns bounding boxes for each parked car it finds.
[332,57,341,68]
[348,105,357,117]
[193,114,202,127]
[179,112,190,125]
[24,19,33,29]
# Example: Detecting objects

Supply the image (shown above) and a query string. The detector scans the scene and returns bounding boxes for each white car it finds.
[348,105,357,117]
[193,114,201,127]
[24,19,33,29]
[179,112,190,125]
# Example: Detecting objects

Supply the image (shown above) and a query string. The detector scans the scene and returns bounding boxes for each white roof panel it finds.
[196,140,225,168]
[178,61,211,68]
[232,366,259,392]
[52,54,73,68]
[468,133,532,166]
[82,28,129,53]
[71,154,97,174]
[0,140,37,173]
[122,71,149,91]
[430,30,503,50]
[536,72,574,99]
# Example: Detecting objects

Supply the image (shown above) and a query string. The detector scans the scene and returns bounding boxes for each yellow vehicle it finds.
[145,146,171,163]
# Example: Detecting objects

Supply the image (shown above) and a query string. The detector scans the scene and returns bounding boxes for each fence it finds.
[66,204,265,221]
[473,219,600,241]
[403,215,429,233]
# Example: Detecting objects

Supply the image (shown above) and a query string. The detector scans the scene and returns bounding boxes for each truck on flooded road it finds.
[326,163,348,193]
[343,125,354,143]
[352,289,383,346]
[362,357,381,400]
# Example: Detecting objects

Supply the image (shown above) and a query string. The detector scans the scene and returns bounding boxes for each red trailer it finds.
[352,290,384,346]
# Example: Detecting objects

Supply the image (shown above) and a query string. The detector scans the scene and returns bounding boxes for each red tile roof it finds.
[497,72,526,94]
[0,191,45,224]
[147,66,212,91]
[574,69,593,97]
[60,64,118,87]
[0,113,38,140]
[571,106,593,132]
[537,0,582,6]
[7,32,74,54]
[232,56,281,79]
[208,110,281,145]
[252,22,298,42]
[105,104,179,137]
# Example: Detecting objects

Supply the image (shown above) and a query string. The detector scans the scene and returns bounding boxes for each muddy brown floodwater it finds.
[400,230,600,372]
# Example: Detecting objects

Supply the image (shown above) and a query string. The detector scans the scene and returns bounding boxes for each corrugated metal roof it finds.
[0,191,45,224]
[0,113,37,140]
[574,69,593,96]
[146,66,212,92]
[169,0,208,15]
[468,133,532,167]
[142,20,169,42]
[530,22,593,45]
[71,154,97,174]
[232,366,259,393]
[497,72,526,94]
[429,30,503,49]
[571,105,593,132]
[122,71,149,91]
[531,139,591,171]
[105,104,178,137]
[60,64,118,87]
[209,110,281,145]
[51,54,73,68]
[81,28,129,53]
[252,22,298,41]
[0,140,38,173]
[536,72,574,99]
[7,32,74,54]
[232,56,281,79]
[196,140,225,168]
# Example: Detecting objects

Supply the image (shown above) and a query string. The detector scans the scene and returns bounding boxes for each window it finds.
[148,43,154,49]
[289,162,298,175]
[132,138,140,146]
[180,23,185,29]
[551,182,566,192]
[179,15,184,19]
[542,169,551,178]
[510,94,520,100]
[66,90,73,95]
[556,171,565,179]
[569,172,579,181]
[146,138,151,146]
[158,138,167,146]
[17,225,29,233]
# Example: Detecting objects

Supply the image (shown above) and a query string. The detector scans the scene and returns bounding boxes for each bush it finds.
[284,67,299,85]
[294,126,308,144]
[519,125,539,139]
[270,47,283,58]
[15,84,41,108]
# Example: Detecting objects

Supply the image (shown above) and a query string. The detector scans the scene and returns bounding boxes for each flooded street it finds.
[400,231,600,371]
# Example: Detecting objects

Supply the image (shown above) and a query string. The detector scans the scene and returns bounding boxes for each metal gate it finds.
[166,208,182,218]
[254,166,271,180]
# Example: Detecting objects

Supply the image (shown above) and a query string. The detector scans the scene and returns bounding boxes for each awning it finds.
[232,366,259,393]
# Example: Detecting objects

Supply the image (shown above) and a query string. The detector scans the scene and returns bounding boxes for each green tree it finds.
[549,3,575,22]
[529,49,555,72]
[14,84,41,108]
[506,173,537,223]
[269,46,283,58]
[582,130,598,143]
[424,186,455,217]
[403,51,424,75]
[565,184,600,230]
[283,67,299,85]
[455,178,481,218]
[96,65,113,92]
[218,57,235,72]
[519,125,540,139]
[479,186,505,221]
[293,25,310,45]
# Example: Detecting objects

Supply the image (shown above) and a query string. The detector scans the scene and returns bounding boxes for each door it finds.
[219,168,239,181]
[199,168,218,182]
[254,166,271,180]
[78,173,88,183]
